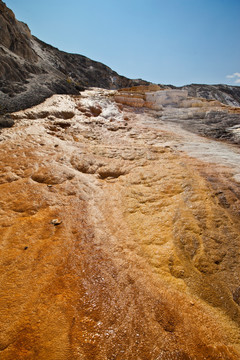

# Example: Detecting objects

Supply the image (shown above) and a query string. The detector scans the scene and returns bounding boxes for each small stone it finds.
[89,105,102,117]
[24,246,28,250]
[0,116,14,128]
[47,184,53,188]
[51,219,62,226]
[190,301,195,306]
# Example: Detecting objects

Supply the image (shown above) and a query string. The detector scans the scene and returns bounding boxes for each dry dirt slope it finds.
[0,88,240,359]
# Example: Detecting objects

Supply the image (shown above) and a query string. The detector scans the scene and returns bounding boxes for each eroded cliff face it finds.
[0,88,240,359]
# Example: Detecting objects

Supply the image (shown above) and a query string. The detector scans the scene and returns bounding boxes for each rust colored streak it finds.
[0,91,240,359]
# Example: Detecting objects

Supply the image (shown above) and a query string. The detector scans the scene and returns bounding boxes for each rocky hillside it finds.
[180,84,240,107]
[1,87,240,359]
[0,0,147,114]
[1,0,240,115]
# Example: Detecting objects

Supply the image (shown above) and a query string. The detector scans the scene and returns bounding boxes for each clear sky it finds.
[5,0,240,86]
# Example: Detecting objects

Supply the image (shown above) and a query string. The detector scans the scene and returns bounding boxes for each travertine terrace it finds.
[0,87,240,359]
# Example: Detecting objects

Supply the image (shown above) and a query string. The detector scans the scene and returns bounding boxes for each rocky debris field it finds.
[0,87,240,359]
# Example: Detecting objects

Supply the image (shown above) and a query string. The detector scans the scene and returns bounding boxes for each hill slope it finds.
[1,0,240,115]
[0,0,147,113]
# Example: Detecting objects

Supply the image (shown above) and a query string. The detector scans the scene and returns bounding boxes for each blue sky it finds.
[5,0,240,86]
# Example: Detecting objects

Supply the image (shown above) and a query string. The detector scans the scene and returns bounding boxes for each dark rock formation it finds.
[0,114,14,128]
[0,0,148,113]
[0,1,37,61]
